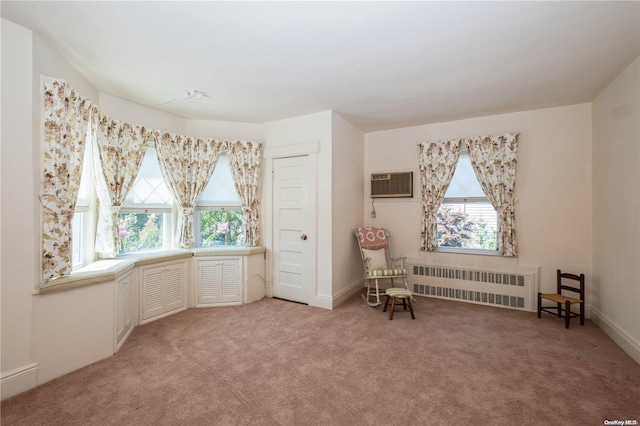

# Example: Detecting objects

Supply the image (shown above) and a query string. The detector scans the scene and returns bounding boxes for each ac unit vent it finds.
[371,172,413,198]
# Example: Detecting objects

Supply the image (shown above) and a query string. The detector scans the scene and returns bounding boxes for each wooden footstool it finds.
[383,288,415,320]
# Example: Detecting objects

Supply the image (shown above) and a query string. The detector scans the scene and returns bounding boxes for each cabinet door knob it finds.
[300,234,308,241]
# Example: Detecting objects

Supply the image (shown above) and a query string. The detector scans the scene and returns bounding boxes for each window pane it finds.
[438,202,497,250]
[199,153,240,206]
[118,213,166,253]
[123,148,172,207]
[72,212,85,267]
[445,152,485,198]
[200,209,245,246]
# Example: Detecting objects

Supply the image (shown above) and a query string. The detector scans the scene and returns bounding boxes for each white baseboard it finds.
[1,363,38,400]
[332,278,364,308]
[310,293,333,310]
[591,306,640,365]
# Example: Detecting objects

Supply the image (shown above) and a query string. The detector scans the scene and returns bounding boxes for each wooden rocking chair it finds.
[355,227,411,307]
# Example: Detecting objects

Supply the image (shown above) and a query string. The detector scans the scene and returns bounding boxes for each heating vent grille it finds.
[371,172,413,198]
[413,284,525,308]
[408,261,539,312]
[412,265,525,287]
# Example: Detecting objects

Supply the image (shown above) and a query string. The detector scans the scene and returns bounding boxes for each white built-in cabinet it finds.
[115,269,135,352]
[74,249,265,353]
[193,248,266,307]
[196,257,241,306]
[140,259,187,324]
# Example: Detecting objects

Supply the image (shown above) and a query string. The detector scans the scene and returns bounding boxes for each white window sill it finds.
[192,245,265,257]
[37,247,265,294]
[432,247,503,257]
[38,249,193,294]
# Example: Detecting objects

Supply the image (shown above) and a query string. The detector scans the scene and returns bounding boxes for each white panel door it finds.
[273,156,312,304]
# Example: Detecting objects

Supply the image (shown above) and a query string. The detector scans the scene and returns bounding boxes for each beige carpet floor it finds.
[2,294,639,425]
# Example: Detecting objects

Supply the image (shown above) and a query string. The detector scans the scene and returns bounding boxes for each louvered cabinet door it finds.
[196,257,241,306]
[165,262,186,313]
[220,260,240,303]
[141,260,188,323]
[141,265,165,321]
[197,260,221,305]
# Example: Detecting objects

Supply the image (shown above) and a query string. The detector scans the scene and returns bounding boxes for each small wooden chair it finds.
[383,288,415,320]
[538,269,584,329]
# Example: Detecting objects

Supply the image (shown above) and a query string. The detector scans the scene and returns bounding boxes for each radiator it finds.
[407,261,539,312]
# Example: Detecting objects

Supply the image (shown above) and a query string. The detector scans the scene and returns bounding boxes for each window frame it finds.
[71,209,87,268]
[116,145,175,255]
[195,152,245,247]
[436,150,499,255]
[72,128,97,270]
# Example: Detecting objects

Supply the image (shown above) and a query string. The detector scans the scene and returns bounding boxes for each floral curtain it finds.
[155,132,224,247]
[418,139,462,251]
[41,77,95,281]
[93,114,152,258]
[464,133,519,256]
[226,140,263,246]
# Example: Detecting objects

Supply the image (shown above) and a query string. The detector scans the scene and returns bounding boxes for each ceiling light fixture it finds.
[162,90,210,104]
[185,90,209,102]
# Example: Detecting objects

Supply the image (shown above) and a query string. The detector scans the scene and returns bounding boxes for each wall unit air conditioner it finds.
[370,172,413,198]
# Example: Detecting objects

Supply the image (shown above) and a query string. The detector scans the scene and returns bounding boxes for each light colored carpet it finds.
[2,294,639,425]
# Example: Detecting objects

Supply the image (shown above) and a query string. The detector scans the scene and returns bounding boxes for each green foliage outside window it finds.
[437,205,497,250]
[200,209,245,246]
[118,213,164,253]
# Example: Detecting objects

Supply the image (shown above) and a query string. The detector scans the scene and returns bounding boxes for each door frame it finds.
[264,141,318,306]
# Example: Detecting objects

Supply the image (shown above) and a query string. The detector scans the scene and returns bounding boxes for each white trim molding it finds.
[264,141,319,159]
[591,306,640,365]
[1,363,38,400]
[332,278,364,309]
[311,293,333,310]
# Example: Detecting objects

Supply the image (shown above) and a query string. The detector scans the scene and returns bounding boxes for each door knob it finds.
[300,234,308,240]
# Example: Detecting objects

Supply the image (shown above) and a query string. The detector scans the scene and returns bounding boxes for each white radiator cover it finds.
[406,259,539,312]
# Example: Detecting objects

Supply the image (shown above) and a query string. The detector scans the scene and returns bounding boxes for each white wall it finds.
[31,282,116,384]
[99,93,185,134]
[1,20,118,399]
[364,104,593,307]
[330,112,365,304]
[591,56,640,363]
[1,19,37,398]
[185,119,264,141]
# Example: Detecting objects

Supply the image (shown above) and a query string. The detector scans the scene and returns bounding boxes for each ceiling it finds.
[2,1,639,132]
